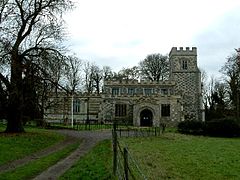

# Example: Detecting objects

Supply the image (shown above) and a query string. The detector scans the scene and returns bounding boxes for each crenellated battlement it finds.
[169,47,197,58]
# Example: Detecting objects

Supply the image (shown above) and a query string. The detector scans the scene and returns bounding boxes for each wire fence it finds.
[115,140,148,180]
[112,126,164,179]
[73,121,113,131]
[112,122,166,179]
[116,127,164,138]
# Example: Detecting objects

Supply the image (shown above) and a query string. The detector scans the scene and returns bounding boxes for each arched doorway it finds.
[140,109,153,127]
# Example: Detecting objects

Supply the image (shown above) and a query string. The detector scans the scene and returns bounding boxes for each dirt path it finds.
[0,135,78,173]
[33,129,112,180]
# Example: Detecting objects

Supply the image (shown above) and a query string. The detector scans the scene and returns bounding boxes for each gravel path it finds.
[0,135,77,173]
[33,129,112,180]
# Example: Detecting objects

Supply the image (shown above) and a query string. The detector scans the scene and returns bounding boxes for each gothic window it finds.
[73,99,80,113]
[161,88,168,95]
[112,88,119,96]
[182,59,188,70]
[128,88,135,95]
[115,104,127,117]
[161,104,170,117]
[144,88,152,96]
[122,88,127,94]
[136,88,143,95]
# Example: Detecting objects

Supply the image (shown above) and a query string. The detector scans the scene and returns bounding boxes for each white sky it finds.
[64,0,240,78]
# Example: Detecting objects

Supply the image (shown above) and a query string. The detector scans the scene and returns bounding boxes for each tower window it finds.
[182,59,188,70]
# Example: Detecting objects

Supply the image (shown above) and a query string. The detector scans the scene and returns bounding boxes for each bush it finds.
[205,118,240,137]
[178,118,240,137]
[178,120,205,135]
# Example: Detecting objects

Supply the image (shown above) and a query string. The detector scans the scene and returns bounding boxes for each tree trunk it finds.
[237,91,240,120]
[5,52,24,133]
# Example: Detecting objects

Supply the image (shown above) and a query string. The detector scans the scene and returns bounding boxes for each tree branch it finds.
[0,72,10,89]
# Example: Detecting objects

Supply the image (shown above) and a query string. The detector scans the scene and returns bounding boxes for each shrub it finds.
[178,118,240,137]
[178,120,205,135]
[205,118,240,137]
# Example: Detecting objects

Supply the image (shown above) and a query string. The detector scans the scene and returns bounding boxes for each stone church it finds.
[45,47,204,127]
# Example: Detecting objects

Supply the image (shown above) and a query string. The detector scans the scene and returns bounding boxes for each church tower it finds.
[169,47,203,121]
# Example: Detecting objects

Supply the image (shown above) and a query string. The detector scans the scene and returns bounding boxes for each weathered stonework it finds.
[44,47,204,126]
[169,47,202,121]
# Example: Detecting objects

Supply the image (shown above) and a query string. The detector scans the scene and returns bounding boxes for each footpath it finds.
[0,129,112,180]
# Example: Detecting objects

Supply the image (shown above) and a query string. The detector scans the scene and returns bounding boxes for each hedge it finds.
[177,118,240,137]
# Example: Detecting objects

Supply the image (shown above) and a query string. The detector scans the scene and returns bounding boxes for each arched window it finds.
[182,59,188,70]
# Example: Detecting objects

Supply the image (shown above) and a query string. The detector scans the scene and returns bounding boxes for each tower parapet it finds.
[169,47,197,58]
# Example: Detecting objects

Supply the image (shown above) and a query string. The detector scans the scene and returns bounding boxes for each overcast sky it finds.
[64,0,240,78]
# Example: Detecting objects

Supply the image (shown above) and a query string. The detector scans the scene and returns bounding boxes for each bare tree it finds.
[91,64,103,94]
[102,66,113,81]
[207,76,217,112]
[204,76,228,120]
[200,68,208,111]
[221,51,240,119]
[83,61,94,94]
[118,66,140,80]
[82,62,105,94]
[139,53,169,81]
[0,0,74,132]
[0,0,9,23]
[214,82,228,110]
[65,55,82,93]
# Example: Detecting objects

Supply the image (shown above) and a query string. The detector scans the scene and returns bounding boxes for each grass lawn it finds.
[0,142,80,180]
[120,133,240,180]
[0,124,65,166]
[60,140,114,180]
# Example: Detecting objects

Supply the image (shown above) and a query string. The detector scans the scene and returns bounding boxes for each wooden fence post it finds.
[113,119,117,176]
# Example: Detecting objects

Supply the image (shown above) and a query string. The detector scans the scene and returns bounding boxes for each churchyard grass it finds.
[60,140,114,180]
[0,142,80,180]
[0,124,65,166]
[120,133,240,179]
[59,132,240,179]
